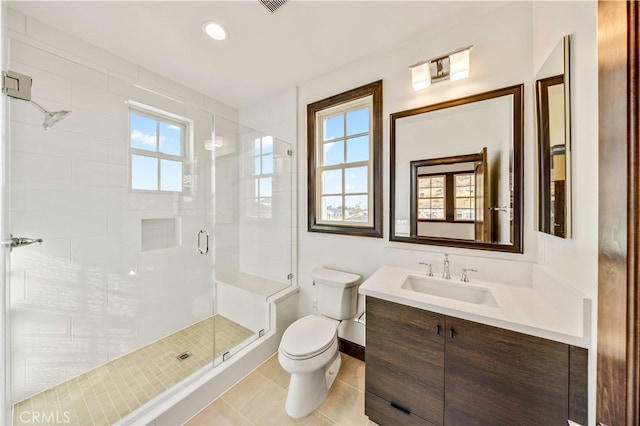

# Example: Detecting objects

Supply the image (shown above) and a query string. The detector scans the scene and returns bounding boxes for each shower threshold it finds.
[12,315,254,426]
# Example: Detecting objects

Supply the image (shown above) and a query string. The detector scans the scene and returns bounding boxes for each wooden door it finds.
[474,147,491,242]
[597,1,640,424]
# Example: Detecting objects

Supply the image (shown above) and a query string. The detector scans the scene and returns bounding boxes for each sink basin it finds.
[401,275,498,307]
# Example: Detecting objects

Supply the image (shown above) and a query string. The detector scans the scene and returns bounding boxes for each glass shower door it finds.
[5,69,217,424]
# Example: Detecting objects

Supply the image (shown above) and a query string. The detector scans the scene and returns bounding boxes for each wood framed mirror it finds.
[390,84,524,253]
[535,35,571,238]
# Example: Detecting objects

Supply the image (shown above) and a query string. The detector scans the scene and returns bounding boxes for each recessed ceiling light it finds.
[203,21,228,41]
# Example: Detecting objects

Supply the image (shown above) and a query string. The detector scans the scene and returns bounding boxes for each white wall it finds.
[295,1,535,346]
[5,8,237,402]
[242,12,597,426]
[532,2,598,424]
[532,3,598,297]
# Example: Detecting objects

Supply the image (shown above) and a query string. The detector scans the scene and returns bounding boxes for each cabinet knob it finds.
[436,325,441,335]
[449,328,455,339]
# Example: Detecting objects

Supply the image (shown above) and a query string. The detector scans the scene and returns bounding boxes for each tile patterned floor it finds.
[186,353,376,426]
[13,315,254,426]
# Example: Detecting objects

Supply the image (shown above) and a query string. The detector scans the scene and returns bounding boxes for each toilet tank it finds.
[312,267,361,320]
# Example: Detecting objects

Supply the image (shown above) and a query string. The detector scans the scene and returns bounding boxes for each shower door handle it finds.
[9,234,43,251]
[197,230,209,255]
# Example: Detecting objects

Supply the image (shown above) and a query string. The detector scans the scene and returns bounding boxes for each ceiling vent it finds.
[260,0,288,13]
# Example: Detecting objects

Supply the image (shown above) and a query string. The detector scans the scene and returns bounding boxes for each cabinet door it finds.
[366,297,445,425]
[444,317,569,425]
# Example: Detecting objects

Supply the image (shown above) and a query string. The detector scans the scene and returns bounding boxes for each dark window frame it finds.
[416,171,476,224]
[307,80,383,238]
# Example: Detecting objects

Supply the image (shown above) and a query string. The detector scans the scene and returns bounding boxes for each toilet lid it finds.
[281,315,337,359]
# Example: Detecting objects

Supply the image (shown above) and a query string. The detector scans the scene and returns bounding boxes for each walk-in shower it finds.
[1,41,294,425]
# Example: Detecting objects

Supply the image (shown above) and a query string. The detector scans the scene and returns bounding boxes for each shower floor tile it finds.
[12,315,254,426]
[186,353,377,426]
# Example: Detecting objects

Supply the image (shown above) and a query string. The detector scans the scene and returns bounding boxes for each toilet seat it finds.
[280,315,337,360]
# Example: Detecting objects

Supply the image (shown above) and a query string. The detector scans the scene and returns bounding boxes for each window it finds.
[307,80,382,237]
[129,106,187,192]
[454,173,475,221]
[246,136,274,219]
[417,175,445,220]
[416,172,475,223]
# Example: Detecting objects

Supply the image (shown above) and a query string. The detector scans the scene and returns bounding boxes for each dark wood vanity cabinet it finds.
[445,316,570,425]
[365,296,444,425]
[365,297,588,426]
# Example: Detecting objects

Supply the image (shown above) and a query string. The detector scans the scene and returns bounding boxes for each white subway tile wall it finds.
[7,8,237,405]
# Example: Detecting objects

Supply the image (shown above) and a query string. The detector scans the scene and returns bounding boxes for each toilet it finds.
[278,267,361,419]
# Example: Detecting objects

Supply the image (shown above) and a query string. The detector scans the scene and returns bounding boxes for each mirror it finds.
[390,84,523,253]
[535,35,571,238]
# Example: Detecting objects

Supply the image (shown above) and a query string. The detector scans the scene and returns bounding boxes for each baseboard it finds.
[338,337,365,362]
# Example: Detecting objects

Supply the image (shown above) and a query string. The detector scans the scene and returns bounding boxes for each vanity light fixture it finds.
[409,45,473,91]
[203,21,229,41]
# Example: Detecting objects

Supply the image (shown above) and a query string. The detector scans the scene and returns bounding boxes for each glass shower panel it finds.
[1,19,11,425]
[213,117,292,359]
[7,72,216,424]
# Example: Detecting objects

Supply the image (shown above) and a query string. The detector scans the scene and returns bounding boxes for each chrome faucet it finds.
[419,261,433,277]
[461,268,478,283]
[442,254,451,279]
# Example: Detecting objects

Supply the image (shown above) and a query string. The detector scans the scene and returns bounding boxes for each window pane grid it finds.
[129,108,186,192]
[417,175,446,220]
[317,103,371,223]
[454,172,475,221]
[247,136,273,219]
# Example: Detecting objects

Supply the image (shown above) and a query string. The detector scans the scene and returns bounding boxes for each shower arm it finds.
[28,99,48,114]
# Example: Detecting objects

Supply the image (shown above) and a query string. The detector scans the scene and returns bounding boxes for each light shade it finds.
[203,21,228,41]
[411,62,431,91]
[409,45,472,91]
[449,49,470,81]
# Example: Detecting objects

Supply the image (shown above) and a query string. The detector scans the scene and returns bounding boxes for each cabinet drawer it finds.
[365,391,436,426]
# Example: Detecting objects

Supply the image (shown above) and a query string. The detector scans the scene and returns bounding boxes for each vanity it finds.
[366,37,585,423]
[359,265,589,426]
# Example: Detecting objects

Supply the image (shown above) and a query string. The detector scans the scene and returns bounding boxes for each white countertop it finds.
[359,265,591,348]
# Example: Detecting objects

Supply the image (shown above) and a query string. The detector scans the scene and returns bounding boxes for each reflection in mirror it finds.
[410,148,503,242]
[535,35,571,238]
[390,84,523,253]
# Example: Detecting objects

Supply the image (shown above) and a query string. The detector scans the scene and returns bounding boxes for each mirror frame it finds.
[389,84,524,253]
[535,35,571,239]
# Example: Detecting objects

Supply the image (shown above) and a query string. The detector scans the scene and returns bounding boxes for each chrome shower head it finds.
[29,100,71,130]
[43,109,70,130]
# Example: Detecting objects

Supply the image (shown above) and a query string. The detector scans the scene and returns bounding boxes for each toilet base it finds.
[284,352,342,419]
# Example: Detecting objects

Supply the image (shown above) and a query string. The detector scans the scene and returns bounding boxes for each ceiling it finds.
[7,1,505,109]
